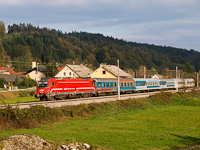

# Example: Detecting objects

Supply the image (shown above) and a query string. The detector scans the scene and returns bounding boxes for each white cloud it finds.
[0,0,200,51]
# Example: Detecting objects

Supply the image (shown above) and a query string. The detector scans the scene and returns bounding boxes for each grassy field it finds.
[0,93,200,150]
[0,96,40,104]
[0,91,39,104]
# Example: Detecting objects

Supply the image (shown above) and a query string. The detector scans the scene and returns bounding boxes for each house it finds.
[0,74,24,84]
[0,67,17,75]
[24,67,46,82]
[152,74,163,79]
[54,64,93,79]
[89,64,133,78]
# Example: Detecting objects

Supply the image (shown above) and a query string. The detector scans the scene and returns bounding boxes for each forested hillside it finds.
[0,22,200,73]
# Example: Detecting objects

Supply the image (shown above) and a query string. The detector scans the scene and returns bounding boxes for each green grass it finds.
[1,91,200,149]
[1,105,200,150]
[0,97,40,104]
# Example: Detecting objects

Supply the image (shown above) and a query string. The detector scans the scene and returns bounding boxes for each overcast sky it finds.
[1,0,200,51]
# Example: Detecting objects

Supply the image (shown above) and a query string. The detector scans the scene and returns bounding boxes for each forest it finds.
[0,22,200,74]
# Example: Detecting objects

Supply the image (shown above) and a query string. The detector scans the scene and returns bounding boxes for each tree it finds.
[0,21,6,38]
[0,78,6,88]
[19,76,37,88]
[14,76,19,86]
[44,63,59,77]
[0,41,11,67]
[183,62,193,73]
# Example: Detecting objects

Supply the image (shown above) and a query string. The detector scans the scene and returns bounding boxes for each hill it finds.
[0,22,200,73]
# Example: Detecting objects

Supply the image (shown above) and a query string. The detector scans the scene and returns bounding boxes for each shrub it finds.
[0,78,6,88]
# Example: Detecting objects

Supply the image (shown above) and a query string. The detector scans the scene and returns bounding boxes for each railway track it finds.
[0,90,179,109]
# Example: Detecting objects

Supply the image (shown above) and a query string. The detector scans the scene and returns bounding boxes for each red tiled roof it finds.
[58,67,64,71]
[16,72,25,74]
[0,67,17,74]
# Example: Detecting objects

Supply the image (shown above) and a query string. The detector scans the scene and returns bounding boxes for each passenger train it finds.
[35,77,195,100]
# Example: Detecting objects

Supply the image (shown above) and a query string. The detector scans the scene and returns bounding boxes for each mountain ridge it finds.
[0,23,199,73]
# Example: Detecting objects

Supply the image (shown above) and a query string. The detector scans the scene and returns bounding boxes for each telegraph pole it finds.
[144,66,146,78]
[118,60,120,100]
[197,72,199,88]
[176,66,178,92]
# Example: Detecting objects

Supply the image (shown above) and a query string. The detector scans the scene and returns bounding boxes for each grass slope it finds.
[1,107,200,149]
[0,91,200,149]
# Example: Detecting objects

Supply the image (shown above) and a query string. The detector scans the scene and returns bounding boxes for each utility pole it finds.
[73,61,75,78]
[118,60,120,100]
[197,72,199,88]
[176,66,178,92]
[37,63,39,74]
[144,66,146,78]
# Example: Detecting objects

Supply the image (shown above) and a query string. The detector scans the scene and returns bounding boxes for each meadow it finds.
[0,91,200,150]
[0,91,39,104]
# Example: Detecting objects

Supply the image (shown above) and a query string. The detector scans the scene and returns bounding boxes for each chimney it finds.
[32,62,36,68]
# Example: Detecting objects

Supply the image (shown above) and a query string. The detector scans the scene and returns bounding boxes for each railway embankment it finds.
[0,90,199,131]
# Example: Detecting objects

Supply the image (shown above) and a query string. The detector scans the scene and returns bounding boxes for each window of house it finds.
[69,72,71,76]
[103,71,106,74]
[64,72,66,76]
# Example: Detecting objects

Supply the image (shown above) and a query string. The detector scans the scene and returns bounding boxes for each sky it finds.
[0,0,200,51]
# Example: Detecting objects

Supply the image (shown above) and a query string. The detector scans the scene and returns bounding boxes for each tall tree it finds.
[183,62,193,73]
[0,21,6,38]
[0,41,11,67]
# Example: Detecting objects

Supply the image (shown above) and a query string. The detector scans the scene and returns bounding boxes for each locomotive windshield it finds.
[38,81,48,89]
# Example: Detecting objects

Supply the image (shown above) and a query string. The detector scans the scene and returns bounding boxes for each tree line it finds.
[0,22,200,74]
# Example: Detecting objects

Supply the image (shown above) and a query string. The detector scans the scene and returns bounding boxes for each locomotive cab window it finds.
[51,82,54,87]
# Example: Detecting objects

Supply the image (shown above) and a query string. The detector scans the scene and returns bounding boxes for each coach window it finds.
[51,82,54,87]
[107,83,109,87]
[130,83,132,86]
[111,83,113,87]
[121,83,123,86]
[98,83,101,87]
[115,82,117,86]
[124,83,126,86]
[104,83,106,87]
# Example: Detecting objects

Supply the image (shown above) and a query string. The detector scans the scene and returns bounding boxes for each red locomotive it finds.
[35,78,97,100]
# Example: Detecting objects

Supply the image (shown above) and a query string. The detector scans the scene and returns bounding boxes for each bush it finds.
[0,78,6,88]
[19,77,37,89]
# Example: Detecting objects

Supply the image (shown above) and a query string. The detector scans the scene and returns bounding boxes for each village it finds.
[1,61,198,91]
